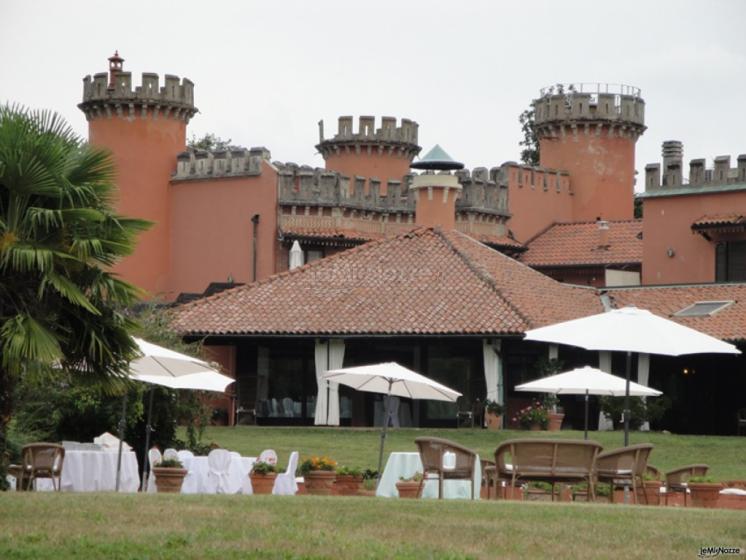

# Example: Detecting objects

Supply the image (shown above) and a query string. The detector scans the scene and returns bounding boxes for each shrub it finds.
[156,458,184,469]
[513,401,549,429]
[336,466,362,477]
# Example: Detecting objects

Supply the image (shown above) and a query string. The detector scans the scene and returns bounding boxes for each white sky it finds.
[2,0,746,191]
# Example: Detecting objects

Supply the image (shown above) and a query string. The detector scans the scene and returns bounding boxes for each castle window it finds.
[716,241,746,282]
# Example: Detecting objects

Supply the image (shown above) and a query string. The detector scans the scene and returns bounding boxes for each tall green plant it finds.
[0,105,149,488]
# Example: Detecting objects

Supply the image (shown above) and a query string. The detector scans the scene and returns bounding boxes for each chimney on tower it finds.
[410,145,464,230]
[107,50,124,90]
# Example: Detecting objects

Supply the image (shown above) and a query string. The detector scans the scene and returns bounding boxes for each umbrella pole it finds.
[115,391,127,492]
[584,390,589,440]
[140,387,156,492]
[623,351,632,447]
[376,380,393,487]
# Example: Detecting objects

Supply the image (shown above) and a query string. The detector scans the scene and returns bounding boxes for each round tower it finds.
[316,116,421,182]
[533,83,646,221]
[78,53,197,297]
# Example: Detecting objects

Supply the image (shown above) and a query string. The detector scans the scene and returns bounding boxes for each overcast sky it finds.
[3,0,746,191]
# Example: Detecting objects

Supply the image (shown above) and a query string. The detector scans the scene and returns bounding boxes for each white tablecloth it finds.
[376,452,481,499]
[35,450,140,492]
[180,455,256,494]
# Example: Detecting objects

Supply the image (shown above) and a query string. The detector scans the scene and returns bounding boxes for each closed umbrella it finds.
[525,307,740,444]
[322,362,461,481]
[515,366,662,439]
[289,240,304,270]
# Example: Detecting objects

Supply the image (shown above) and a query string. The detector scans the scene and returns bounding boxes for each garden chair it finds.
[207,448,233,494]
[481,459,499,499]
[19,443,65,491]
[176,449,195,471]
[258,449,278,466]
[273,451,300,495]
[147,447,162,493]
[414,437,478,500]
[594,443,654,504]
[645,464,662,481]
[163,448,179,461]
[664,464,709,506]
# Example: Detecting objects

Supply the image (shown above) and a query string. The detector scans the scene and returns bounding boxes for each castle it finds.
[76,54,746,432]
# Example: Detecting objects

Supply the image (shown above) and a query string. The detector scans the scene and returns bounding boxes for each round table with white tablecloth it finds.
[376,451,481,499]
[180,454,256,494]
[35,449,140,492]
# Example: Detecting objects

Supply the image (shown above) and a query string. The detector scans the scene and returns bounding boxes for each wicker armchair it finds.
[594,443,654,504]
[481,459,498,499]
[494,438,602,501]
[645,464,663,481]
[414,437,478,500]
[664,464,709,506]
[18,443,65,491]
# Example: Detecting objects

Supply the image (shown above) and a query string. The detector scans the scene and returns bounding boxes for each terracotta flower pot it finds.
[250,472,277,494]
[547,412,564,431]
[153,467,188,493]
[689,482,723,508]
[529,423,543,431]
[335,474,363,496]
[643,481,662,506]
[304,470,336,495]
[396,480,421,499]
[485,411,503,431]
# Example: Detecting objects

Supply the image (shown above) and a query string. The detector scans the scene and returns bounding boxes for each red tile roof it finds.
[521,220,642,267]
[692,214,746,229]
[466,233,525,251]
[607,283,746,341]
[173,227,602,336]
[280,226,381,242]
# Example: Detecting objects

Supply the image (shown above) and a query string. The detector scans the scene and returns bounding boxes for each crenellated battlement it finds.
[276,164,508,216]
[316,116,421,157]
[645,140,746,191]
[79,71,197,122]
[500,162,572,196]
[533,83,645,139]
[171,147,271,181]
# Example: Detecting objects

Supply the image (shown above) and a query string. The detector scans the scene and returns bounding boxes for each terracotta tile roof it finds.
[521,220,642,267]
[467,233,525,251]
[173,227,603,336]
[607,284,746,341]
[692,214,746,229]
[280,226,381,242]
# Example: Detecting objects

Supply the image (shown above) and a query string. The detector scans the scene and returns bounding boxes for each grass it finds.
[196,426,746,479]
[2,493,745,559]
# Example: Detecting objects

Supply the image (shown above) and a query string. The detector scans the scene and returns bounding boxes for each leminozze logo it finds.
[698,546,743,558]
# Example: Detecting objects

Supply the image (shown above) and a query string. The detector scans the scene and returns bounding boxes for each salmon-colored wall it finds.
[88,114,186,297]
[540,131,635,223]
[324,151,411,186]
[414,188,458,229]
[169,161,278,297]
[505,168,573,242]
[642,192,746,284]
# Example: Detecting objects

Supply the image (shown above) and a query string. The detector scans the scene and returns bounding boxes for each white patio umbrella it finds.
[115,338,234,491]
[515,366,662,439]
[525,307,740,445]
[322,362,461,481]
[289,240,304,270]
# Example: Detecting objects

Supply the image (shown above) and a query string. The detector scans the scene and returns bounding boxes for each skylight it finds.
[674,300,734,317]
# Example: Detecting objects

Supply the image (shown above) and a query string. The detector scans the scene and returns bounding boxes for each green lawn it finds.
[2,493,745,560]
[198,426,746,480]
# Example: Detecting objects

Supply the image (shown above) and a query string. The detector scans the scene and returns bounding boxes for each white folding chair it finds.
[272,451,299,495]
[147,447,162,493]
[258,449,278,466]
[163,448,179,461]
[207,449,233,494]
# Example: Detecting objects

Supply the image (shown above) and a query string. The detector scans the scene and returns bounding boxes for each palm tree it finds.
[0,105,150,486]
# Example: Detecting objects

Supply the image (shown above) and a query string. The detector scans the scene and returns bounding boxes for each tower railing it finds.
[539,83,642,98]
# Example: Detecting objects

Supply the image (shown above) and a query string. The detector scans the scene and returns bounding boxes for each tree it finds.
[519,106,540,166]
[0,105,149,487]
[188,132,233,152]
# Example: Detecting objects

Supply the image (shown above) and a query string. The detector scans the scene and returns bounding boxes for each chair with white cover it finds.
[147,447,162,493]
[273,451,300,495]
[258,449,278,466]
[163,448,179,461]
[207,448,233,494]
[177,450,195,471]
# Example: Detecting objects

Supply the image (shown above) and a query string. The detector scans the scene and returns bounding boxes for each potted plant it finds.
[152,458,188,493]
[543,393,564,431]
[396,472,423,499]
[514,401,549,430]
[335,466,363,496]
[250,460,277,494]
[299,456,337,495]
[642,473,663,506]
[483,399,505,431]
[688,476,723,509]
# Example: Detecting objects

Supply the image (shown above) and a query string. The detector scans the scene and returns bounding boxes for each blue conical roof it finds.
[411,144,464,171]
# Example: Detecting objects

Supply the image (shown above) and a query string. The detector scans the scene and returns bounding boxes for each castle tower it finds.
[533,83,646,221]
[410,145,464,230]
[78,53,197,296]
[316,116,421,184]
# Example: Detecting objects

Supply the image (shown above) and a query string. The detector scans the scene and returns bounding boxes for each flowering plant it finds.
[513,401,549,429]
[299,455,337,475]
[484,399,505,415]
[251,460,277,475]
